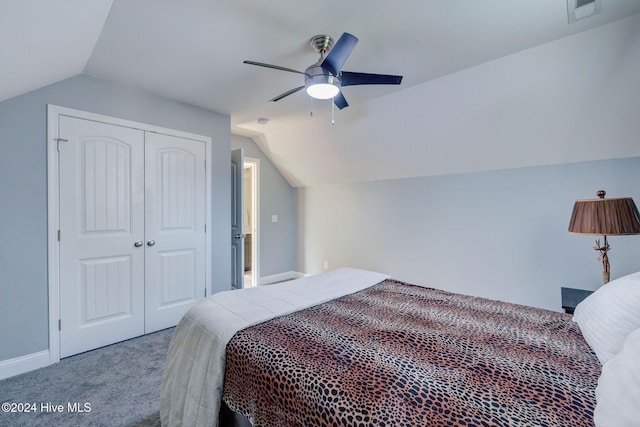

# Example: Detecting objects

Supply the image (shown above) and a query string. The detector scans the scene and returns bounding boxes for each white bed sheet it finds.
[159,268,390,427]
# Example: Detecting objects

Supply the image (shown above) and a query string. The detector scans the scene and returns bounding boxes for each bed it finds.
[160,268,640,427]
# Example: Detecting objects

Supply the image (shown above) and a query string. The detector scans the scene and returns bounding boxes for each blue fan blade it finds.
[270,86,305,102]
[321,33,358,76]
[244,60,308,75]
[341,71,403,86]
[333,91,349,110]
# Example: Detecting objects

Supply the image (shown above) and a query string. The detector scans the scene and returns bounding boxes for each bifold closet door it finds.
[143,132,206,333]
[59,116,146,358]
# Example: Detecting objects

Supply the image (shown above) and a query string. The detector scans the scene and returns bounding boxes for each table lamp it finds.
[568,190,640,284]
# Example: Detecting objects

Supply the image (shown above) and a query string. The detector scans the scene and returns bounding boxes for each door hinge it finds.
[204,288,207,297]
[58,319,61,331]
[57,230,61,241]
[54,138,68,152]
[204,224,207,233]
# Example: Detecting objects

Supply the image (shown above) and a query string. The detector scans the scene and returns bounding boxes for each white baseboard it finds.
[0,350,50,381]
[260,271,307,285]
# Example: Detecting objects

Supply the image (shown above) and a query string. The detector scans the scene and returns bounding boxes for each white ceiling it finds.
[2,0,640,187]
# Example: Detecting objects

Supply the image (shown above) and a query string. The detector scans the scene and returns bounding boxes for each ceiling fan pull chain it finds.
[331,100,335,125]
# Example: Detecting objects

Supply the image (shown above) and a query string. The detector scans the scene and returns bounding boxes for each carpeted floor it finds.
[0,327,174,426]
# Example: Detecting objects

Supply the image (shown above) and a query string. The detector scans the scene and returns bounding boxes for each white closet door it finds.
[144,132,206,333]
[59,116,145,358]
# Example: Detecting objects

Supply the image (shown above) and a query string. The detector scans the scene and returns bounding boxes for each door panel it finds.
[231,149,244,289]
[59,116,145,358]
[81,256,132,322]
[144,132,206,333]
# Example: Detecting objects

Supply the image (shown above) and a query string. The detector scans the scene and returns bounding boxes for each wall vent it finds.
[567,0,602,23]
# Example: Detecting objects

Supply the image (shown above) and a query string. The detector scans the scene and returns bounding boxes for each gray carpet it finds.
[0,327,174,427]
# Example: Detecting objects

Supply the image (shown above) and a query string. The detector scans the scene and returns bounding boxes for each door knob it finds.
[147,240,156,246]
[234,233,243,240]
[134,241,144,247]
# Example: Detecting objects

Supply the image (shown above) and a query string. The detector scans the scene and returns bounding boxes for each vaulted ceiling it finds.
[2,1,640,186]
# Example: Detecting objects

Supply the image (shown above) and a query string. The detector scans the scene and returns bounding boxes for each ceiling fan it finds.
[244,32,403,110]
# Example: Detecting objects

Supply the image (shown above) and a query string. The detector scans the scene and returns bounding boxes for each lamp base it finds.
[602,271,610,284]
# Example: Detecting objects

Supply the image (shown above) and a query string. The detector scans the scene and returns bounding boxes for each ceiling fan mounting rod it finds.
[310,35,334,56]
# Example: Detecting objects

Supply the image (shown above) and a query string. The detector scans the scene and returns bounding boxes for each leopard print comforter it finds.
[223,279,600,426]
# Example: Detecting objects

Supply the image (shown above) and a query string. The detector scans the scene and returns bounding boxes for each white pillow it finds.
[594,328,640,427]
[573,271,640,364]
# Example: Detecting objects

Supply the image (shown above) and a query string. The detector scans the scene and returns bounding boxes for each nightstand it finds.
[561,287,594,314]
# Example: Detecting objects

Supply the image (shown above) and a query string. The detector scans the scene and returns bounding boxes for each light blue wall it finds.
[0,75,231,361]
[231,135,297,277]
[299,157,640,311]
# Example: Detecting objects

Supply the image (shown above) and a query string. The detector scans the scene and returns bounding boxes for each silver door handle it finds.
[134,241,144,247]
[147,240,156,247]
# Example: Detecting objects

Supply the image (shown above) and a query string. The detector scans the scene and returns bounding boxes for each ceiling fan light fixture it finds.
[305,73,340,99]
[306,83,339,99]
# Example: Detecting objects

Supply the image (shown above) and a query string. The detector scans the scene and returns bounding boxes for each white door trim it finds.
[46,105,213,364]
[245,157,260,287]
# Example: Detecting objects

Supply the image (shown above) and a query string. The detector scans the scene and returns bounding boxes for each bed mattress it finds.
[222,279,600,426]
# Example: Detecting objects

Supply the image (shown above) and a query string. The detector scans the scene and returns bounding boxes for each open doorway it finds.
[243,158,259,287]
